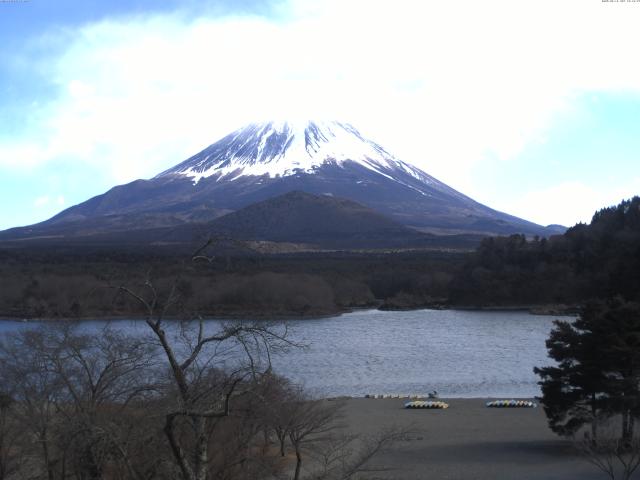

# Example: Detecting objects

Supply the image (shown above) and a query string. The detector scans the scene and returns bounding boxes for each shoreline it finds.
[0,303,579,323]
[0,312,346,323]
[331,395,541,401]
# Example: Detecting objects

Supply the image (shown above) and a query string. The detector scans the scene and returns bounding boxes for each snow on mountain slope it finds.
[157,120,465,201]
[0,119,559,242]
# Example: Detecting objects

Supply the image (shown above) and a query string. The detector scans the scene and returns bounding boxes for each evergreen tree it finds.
[534,304,608,439]
[535,299,640,442]
[594,299,640,444]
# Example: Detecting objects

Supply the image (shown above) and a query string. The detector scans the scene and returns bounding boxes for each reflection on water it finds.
[0,309,569,398]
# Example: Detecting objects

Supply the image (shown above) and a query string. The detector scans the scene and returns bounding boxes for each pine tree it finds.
[535,299,640,442]
[534,304,608,439]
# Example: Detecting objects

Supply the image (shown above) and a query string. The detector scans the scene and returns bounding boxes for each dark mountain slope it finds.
[206,191,432,248]
[0,120,563,246]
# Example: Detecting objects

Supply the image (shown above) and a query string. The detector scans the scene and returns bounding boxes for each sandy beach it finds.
[338,398,603,479]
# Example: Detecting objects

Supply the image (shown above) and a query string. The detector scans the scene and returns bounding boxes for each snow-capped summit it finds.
[157,120,437,188]
[2,119,559,243]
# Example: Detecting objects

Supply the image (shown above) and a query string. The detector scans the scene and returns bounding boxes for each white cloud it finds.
[32,194,65,208]
[33,195,50,207]
[2,0,640,218]
[502,179,640,227]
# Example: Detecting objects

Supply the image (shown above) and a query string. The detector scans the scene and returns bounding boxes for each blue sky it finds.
[1,0,640,230]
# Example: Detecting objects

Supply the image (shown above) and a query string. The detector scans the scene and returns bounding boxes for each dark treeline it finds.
[0,249,464,319]
[450,197,640,307]
[1,197,639,319]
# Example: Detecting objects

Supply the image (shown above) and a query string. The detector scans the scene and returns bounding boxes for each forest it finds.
[0,248,463,319]
[450,196,640,307]
[0,197,639,319]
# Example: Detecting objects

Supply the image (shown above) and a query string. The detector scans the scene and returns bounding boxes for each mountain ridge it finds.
[205,190,431,249]
[0,120,564,246]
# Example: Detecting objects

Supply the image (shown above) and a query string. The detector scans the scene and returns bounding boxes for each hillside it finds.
[449,196,640,306]
[205,191,479,249]
[0,120,560,246]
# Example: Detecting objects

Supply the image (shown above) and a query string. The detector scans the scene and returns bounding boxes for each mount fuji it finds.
[0,120,562,248]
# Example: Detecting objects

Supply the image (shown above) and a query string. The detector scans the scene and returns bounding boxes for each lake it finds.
[0,309,569,398]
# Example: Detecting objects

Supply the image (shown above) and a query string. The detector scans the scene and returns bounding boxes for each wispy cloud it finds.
[505,178,640,227]
[33,195,51,208]
[33,195,65,208]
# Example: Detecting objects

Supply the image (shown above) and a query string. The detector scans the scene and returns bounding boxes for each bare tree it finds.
[0,324,161,480]
[577,418,640,480]
[45,325,159,480]
[308,427,408,480]
[0,391,24,480]
[257,373,298,458]
[258,378,408,480]
[116,244,296,480]
[0,329,66,480]
[285,394,345,480]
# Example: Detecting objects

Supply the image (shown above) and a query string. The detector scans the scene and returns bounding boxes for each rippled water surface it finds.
[0,309,569,398]
[274,309,566,398]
